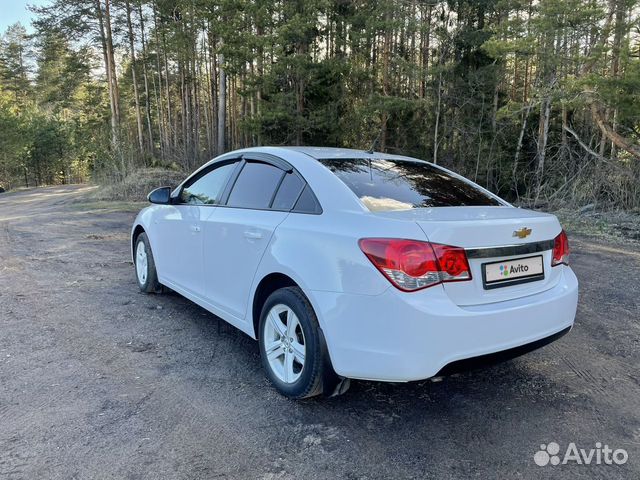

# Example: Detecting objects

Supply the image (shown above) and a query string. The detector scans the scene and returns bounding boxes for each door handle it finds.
[244,230,263,240]
[190,225,201,233]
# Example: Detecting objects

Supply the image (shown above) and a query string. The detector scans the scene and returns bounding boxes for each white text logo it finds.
[534,442,628,466]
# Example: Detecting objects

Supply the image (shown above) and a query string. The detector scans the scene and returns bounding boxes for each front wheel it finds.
[259,287,331,399]
[134,232,160,293]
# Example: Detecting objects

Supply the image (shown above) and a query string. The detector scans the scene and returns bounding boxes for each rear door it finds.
[202,156,304,320]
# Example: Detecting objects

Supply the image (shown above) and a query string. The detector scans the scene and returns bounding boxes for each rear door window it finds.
[319,158,501,211]
[226,161,284,209]
[292,185,322,214]
[271,172,305,211]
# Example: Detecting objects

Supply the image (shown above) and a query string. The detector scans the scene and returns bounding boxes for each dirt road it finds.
[1,185,638,479]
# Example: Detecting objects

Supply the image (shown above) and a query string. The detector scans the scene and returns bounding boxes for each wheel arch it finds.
[251,272,298,340]
[131,224,146,262]
[250,271,341,393]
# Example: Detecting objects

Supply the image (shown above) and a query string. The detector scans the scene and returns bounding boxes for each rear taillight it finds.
[552,230,570,266]
[359,238,472,291]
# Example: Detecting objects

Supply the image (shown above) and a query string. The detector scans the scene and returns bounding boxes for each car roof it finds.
[278,146,424,163]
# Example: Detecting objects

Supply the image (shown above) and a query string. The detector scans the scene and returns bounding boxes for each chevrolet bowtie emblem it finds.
[513,227,532,239]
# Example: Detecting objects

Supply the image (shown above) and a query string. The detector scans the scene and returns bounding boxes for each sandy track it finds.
[0,185,638,479]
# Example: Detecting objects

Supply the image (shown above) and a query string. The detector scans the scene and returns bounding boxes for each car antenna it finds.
[365,131,381,155]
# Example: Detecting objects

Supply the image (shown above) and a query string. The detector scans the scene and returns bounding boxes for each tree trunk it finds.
[103,0,120,134]
[294,38,306,146]
[420,5,432,99]
[513,102,533,192]
[94,0,119,149]
[609,0,627,158]
[137,2,154,154]
[255,22,263,145]
[209,30,218,156]
[561,101,568,152]
[125,0,145,156]
[217,51,226,155]
[380,8,392,152]
[161,28,174,151]
[536,95,552,178]
[590,102,640,159]
[152,2,166,158]
[433,69,442,164]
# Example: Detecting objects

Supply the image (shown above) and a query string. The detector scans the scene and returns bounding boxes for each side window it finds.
[292,185,322,214]
[226,161,284,209]
[180,161,237,205]
[271,172,304,211]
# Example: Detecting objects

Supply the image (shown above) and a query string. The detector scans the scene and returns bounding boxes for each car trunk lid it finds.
[372,206,563,306]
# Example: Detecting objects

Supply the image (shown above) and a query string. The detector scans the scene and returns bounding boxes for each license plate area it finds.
[482,255,545,290]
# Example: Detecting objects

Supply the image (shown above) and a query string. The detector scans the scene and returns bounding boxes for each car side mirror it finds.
[148,186,172,205]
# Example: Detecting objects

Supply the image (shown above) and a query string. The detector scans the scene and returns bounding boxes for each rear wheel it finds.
[134,232,160,293]
[259,287,328,399]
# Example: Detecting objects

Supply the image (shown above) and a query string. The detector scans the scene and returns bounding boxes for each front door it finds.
[156,160,239,297]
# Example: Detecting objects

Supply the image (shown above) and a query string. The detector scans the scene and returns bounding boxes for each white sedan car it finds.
[131,147,578,398]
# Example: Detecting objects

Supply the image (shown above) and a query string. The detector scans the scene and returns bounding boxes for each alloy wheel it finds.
[136,241,148,285]
[263,304,306,383]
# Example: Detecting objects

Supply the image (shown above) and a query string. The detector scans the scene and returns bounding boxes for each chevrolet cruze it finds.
[131,147,578,398]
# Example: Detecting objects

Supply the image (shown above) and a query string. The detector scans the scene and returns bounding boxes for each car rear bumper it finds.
[311,267,578,382]
[434,325,571,376]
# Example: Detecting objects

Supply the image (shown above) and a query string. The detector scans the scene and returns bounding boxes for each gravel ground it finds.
[1,185,639,480]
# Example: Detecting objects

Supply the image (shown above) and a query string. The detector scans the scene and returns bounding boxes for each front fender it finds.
[130,206,155,262]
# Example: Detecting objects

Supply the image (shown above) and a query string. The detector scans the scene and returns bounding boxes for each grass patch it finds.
[89,168,185,202]
[555,208,640,244]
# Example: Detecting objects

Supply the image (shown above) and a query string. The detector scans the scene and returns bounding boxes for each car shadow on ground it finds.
[160,286,570,409]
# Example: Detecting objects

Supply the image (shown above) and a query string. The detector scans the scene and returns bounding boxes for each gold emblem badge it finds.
[513,227,532,239]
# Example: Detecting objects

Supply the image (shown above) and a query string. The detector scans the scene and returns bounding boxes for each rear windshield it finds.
[319,158,502,211]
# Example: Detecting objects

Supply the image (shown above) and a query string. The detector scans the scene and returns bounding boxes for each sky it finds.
[0,0,48,34]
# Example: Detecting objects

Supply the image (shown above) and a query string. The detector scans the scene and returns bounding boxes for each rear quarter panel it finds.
[248,210,428,335]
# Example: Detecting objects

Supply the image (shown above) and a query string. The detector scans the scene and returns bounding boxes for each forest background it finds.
[1,0,639,211]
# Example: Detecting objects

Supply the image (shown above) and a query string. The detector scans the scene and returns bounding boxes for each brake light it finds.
[552,230,570,266]
[359,238,472,291]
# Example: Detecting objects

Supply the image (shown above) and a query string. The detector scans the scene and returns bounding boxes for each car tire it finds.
[259,287,332,399]
[134,232,160,293]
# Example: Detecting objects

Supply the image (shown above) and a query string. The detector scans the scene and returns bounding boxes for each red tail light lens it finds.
[359,238,471,291]
[552,230,570,266]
